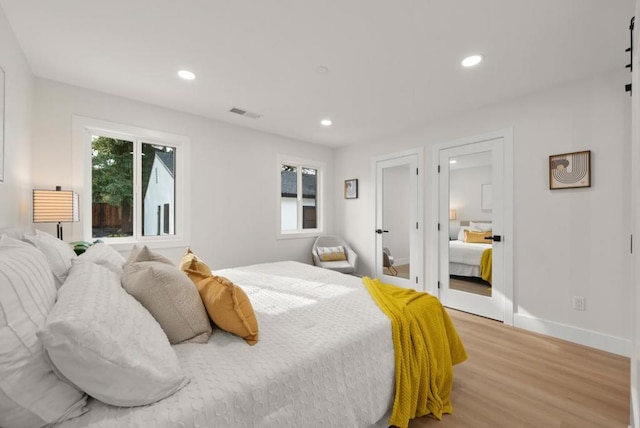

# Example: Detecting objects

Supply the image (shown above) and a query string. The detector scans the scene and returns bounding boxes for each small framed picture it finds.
[344,179,358,199]
[549,150,591,190]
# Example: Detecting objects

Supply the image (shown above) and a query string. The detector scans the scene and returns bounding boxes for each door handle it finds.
[375,229,389,234]
[484,235,502,242]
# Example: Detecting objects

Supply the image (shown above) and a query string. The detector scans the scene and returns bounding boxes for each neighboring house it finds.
[280,169,317,231]
[143,151,175,236]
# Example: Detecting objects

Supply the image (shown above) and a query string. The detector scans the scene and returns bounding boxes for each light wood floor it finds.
[384,264,410,279]
[449,276,492,297]
[408,309,630,428]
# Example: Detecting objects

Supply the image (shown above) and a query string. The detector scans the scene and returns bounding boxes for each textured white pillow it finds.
[122,246,212,344]
[38,261,189,407]
[0,236,87,428]
[78,243,125,276]
[469,221,492,232]
[23,229,77,288]
[0,227,28,240]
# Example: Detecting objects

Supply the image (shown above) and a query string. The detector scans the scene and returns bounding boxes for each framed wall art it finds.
[549,150,591,190]
[344,179,358,199]
[481,183,493,211]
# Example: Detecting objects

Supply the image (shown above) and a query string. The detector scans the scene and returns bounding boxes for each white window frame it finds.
[72,116,190,250]
[277,155,324,239]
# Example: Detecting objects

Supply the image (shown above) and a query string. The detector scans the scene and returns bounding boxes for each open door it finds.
[375,150,423,289]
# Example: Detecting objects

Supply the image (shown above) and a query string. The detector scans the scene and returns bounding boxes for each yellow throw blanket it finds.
[362,277,467,428]
[480,248,492,284]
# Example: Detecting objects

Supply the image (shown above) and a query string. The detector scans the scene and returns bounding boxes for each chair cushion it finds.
[316,245,347,261]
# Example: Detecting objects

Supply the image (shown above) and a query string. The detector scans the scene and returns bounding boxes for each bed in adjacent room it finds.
[449,221,493,283]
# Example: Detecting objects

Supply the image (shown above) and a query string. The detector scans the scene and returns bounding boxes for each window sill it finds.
[277,231,322,240]
[95,236,188,252]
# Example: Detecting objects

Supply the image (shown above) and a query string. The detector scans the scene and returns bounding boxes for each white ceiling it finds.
[0,0,634,147]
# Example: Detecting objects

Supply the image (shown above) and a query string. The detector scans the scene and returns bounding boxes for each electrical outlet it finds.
[573,296,586,311]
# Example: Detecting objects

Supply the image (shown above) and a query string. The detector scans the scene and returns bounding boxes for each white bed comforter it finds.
[57,261,395,428]
[449,240,492,266]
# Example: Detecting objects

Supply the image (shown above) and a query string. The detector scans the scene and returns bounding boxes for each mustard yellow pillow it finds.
[179,249,258,345]
[179,248,212,278]
[184,270,259,345]
[207,276,258,345]
[316,246,347,261]
[464,230,492,244]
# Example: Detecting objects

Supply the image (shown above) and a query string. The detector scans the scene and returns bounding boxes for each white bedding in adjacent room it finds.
[449,240,492,279]
[57,261,395,428]
[449,240,491,266]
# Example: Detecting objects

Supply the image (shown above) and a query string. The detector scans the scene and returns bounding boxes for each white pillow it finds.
[122,246,212,344]
[0,236,87,428]
[457,227,470,241]
[38,261,189,407]
[469,221,492,232]
[23,229,77,288]
[0,227,28,240]
[78,243,125,276]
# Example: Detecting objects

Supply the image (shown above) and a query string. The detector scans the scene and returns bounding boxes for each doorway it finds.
[374,149,424,289]
[432,129,514,323]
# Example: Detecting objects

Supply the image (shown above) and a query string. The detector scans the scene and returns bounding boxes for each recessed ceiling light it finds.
[178,70,196,80]
[461,55,483,67]
[449,159,457,164]
[320,119,333,126]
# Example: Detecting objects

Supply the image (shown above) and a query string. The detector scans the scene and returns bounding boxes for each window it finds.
[73,116,188,247]
[280,159,322,236]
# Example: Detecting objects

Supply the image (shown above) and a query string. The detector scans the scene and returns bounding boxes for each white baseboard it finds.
[513,313,630,357]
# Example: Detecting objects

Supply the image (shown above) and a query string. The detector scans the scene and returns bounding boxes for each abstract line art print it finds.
[549,150,591,190]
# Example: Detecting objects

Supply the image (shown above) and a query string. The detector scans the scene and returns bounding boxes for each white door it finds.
[438,136,510,321]
[375,150,423,289]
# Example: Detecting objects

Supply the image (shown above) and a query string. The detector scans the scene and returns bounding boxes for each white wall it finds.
[450,165,492,239]
[335,69,631,353]
[450,166,492,223]
[0,6,34,228]
[31,78,335,267]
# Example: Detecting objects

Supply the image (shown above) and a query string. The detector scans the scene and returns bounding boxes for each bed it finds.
[1,228,464,428]
[58,261,396,428]
[449,221,493,282]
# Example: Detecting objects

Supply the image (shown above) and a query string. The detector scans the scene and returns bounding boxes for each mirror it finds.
[448,151,493,296]
[381,164,410,279]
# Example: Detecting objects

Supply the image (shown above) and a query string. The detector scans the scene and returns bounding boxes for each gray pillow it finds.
[122,246,212,344]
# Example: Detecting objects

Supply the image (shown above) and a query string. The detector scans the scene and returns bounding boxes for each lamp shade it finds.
[33,188,79,223]
[449,209,457,220]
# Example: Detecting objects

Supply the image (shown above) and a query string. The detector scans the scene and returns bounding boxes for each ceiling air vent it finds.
[229,107,260,119]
